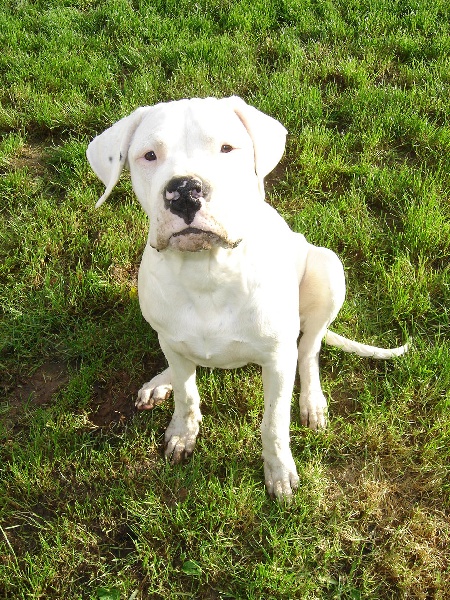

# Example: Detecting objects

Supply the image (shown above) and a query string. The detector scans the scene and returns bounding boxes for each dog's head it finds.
[87,96,287,251]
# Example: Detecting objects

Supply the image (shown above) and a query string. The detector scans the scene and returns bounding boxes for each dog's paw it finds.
[136,368,172,410]
[299,391,328,430]
[164,415,200,464]
[263,455,299,502]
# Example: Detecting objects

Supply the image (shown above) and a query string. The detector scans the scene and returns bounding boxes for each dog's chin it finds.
[164,227,242,252]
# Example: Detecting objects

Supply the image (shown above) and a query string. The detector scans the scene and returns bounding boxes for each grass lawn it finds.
[1,0,449,598]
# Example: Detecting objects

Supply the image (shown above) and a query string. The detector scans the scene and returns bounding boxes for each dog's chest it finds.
[138,245,299,368]
[167,293,256,367]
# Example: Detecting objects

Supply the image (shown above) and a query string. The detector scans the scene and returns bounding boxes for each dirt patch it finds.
[2,361,70,432]
[11,361,70,407]
[108,263,139,291]
[3,357,168,429]
[90,356,169,427]
[8,142,49,177]
[91,370,139,427]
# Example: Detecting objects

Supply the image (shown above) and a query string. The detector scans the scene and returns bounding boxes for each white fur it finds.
[87,96,407,501]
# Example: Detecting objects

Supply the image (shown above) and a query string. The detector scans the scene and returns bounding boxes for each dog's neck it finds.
[152,242,249,290]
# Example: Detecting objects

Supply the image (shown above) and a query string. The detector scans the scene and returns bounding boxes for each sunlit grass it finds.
[1,0,449,598]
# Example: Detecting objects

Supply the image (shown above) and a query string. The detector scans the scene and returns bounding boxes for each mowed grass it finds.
[1,0,449,598]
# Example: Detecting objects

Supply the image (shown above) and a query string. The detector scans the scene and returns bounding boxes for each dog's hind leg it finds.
[298,245,346,429]
[136,367,173,410]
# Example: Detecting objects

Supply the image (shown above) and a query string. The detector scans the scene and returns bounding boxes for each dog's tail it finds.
[324,330,409,359]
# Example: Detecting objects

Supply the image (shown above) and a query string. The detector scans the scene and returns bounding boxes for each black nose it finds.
[164,177,205,225]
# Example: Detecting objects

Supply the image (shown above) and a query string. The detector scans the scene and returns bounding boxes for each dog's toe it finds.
[299,392,328,430]
[300,409,327,430]
[136,385,153,410]
[164,436,194,464]
[165,434,197,464]
[136,371,173,410]
[264,458,299,503]
[164,414,200,464]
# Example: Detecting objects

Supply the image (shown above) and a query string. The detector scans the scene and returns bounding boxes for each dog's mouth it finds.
[169,227,242,252]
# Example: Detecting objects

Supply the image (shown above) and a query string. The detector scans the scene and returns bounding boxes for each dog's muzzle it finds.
[164,176,208,225]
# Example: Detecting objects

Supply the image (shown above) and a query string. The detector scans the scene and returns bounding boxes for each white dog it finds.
[87,96,407,501]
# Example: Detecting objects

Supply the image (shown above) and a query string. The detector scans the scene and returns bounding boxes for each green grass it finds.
[1,0,449,598]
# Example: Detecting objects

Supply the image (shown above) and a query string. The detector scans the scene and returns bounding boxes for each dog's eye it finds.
[144,151,157,161]
[220,144,233,153]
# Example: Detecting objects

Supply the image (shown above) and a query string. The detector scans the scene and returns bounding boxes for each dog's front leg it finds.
[261,350,299,501]
[159,339,202,464]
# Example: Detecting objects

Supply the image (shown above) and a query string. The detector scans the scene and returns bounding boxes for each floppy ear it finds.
[86,107,151,207]
[224,96,287,196]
